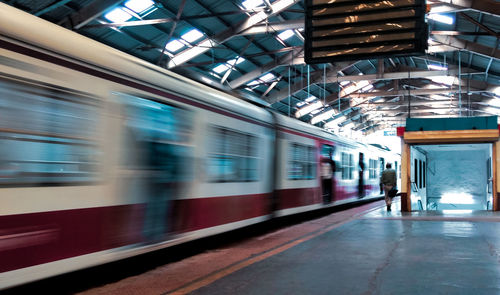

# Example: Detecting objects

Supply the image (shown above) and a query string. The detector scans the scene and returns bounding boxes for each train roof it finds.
[0,3,272,125]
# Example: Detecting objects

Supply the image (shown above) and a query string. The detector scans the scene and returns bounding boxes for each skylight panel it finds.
[213,64,229,74]
[247,80,260,86]
[124,0,154,13]
[428,14,454,25]
[277,30,294,41]
[182,29,204,43]
[104,8,132,23]
[165,39,185,52]
[260,73,275,82]
[428,64,448,71]
[227,57,245,66]
[430,76,455,86]
[488,98,500,108]
[242,0,264,10]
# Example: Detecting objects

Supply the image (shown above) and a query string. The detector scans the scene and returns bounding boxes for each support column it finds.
[401,143,412,212]
[494,141,499,211]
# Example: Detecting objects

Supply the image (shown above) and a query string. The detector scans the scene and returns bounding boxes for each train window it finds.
[320,144,334,159]
[288,143,316,180]
[379,158,385,176]
[207,127,258,182]
[121,95,193,182]
[369,159,377,179]
[0,78,100,185]
[341,152,354,180]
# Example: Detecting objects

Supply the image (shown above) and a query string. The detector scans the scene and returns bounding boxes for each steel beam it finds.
[167,0,301,68]
[265,61,357,104]
[237,19,303,35]
[431,35,500,60]
[346,87,467,99]
[336,68,479,82]
[230,48,304,89]
[432,0,500,16]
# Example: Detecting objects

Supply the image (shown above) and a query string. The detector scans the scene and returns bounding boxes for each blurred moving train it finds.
[0,4,400,289]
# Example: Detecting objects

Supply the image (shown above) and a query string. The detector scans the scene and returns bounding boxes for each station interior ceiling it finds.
[3,0,499,135]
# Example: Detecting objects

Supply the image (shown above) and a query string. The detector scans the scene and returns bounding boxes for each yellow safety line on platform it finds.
[167,203,383,295]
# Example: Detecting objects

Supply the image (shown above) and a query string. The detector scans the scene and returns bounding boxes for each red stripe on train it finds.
[0,193,271,273]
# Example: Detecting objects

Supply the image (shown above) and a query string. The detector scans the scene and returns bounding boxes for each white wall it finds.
[426,150,488,210]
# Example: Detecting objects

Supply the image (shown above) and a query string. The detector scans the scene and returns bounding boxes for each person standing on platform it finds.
[380,163,397,211]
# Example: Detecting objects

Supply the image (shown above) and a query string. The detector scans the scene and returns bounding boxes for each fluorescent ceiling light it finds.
[124,0,154,13]
[165,39,185,52]
[361,84,374,92]
[311,109,322,115]
[305,96,317,102]
[431,76,455,86]
[426,84,445,89]
[260,73,275,82]
[428,64,448,71]
[296,101,323,118]
[104,8,132,23]
[311,109,337,125]
[296,101,307,107]
[358,80,370,88]
[277,30,294,41]
[182,29,204,43]
[247,80,260,86]
[213,64,229,74]
[428,13,454,25]
[431,94,451,100]
[242,0,264,9]
[340,81,350,86]
[342,84,358,96]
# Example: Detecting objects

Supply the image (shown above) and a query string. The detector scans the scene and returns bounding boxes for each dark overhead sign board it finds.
[305,0,428,63]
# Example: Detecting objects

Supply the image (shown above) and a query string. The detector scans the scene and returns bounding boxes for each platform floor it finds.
[79,200,500,295]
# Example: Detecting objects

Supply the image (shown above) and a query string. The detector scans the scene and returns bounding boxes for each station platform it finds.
[78,199,500,295]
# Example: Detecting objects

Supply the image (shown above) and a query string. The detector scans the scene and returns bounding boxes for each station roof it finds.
[4,0,499,134]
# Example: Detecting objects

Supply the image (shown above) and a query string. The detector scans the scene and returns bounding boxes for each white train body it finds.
[0,4,400,289]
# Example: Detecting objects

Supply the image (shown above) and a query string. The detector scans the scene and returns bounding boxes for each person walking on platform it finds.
[380,163,396,211]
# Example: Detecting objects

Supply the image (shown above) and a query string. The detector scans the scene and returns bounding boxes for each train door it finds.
[358,152,365,198]
[320,144,335,203]
[117,94,193,240]
[379,157,385,194]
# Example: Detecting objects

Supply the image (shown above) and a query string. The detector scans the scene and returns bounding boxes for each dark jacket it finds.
[380,168,396,186]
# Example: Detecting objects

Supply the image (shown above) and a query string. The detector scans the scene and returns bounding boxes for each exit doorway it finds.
[410,143,493,211]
